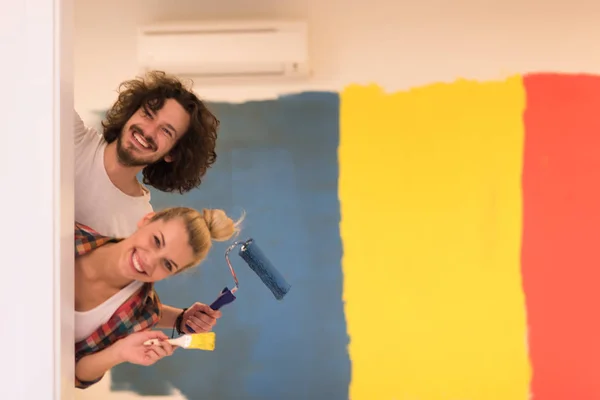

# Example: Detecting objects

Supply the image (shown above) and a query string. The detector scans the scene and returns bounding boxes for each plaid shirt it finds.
[74,223,162,389]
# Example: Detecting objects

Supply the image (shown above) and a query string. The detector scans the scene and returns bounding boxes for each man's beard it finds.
[116,126,158,167]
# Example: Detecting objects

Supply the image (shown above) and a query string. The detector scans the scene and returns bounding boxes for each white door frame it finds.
[0,0,74,399]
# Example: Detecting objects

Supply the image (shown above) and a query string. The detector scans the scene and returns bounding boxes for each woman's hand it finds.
[75,330,175,386]
[181,302,222,333]
[115,330,177,367]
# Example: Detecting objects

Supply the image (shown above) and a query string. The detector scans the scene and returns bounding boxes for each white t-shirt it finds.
[74,110,154,238]
[74,110,154,341]
[74,280,144,342]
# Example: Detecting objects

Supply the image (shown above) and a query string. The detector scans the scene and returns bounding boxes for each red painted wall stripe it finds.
[522,73,600,399]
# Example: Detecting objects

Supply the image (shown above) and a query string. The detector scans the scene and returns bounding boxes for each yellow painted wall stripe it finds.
[339,77,530,399]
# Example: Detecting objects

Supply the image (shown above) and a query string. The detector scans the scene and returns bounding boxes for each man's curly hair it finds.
[101,71,219,194]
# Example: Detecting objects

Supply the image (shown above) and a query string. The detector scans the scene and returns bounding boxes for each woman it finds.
[74,206,241,389]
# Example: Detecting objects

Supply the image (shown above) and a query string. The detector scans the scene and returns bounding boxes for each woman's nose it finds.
[144,254,159,275]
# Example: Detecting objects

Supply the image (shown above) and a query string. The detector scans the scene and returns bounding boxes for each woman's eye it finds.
[164,261,172,272]
[153,236,160,247]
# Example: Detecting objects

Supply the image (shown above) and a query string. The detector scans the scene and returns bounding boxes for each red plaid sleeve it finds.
[74,269,162,389]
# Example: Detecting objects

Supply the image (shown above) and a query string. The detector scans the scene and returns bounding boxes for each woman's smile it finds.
[130,249,148,276]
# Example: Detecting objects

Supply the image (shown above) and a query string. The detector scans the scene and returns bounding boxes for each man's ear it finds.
[163,154,173,163]
[137,212,156,228]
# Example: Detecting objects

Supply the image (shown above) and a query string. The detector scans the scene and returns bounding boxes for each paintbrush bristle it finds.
[185,332,216,351]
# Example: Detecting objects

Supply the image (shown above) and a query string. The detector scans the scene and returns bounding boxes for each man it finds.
[75,70,221,335]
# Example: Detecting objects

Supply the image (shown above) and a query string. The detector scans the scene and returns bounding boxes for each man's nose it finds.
[148,122,162,138]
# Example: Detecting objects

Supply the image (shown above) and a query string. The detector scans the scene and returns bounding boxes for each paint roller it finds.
[186,238,291,331]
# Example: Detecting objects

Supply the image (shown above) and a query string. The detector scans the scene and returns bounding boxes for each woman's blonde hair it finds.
[150,206,243,269]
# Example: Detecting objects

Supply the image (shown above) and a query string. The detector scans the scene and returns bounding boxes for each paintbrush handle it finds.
[143,338,181,346]
[209,287,237,310]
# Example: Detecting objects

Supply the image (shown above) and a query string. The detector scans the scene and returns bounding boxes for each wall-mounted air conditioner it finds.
[137,20,310,82]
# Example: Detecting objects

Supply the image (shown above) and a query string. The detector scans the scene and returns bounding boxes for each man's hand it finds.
[115,330,177,367]
[181,302,223,334]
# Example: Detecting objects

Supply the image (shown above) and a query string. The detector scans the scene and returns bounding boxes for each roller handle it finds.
[209,287,237,310]
[185,287,237,333]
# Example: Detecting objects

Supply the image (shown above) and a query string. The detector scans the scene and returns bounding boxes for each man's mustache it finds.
[130,125,157,150]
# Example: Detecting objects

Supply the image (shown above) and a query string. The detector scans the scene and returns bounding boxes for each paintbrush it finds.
[143,332,215,351]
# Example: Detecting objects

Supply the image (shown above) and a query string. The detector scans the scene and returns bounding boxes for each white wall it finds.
[74,0,600,123]
[1,0,74,399]
[73,0,600,399]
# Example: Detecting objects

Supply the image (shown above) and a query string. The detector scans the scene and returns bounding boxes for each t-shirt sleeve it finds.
[74,109,100,146]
